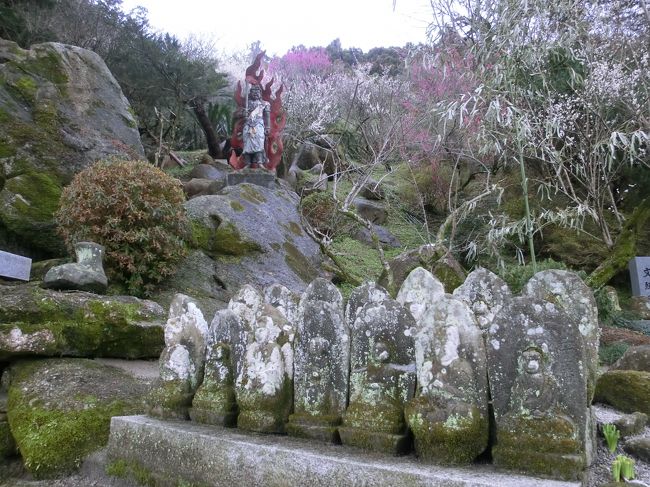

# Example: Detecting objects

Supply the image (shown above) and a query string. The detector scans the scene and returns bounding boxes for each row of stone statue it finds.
[148,266,599,481]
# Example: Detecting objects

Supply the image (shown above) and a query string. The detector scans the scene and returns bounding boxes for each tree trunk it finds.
[586,197,650,289]
[190,97,221,159]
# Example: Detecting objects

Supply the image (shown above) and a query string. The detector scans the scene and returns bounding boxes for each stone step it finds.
[106,416,581,487]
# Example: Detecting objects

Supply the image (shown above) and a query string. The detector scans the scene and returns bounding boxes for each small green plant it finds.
[56,160,190,296]
[602,423,620,453]
[611,455,635,482]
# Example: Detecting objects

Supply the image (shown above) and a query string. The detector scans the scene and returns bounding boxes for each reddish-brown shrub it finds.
[56,160,190,296]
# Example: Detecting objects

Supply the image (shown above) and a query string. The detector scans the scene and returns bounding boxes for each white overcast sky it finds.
[119,0,433,56]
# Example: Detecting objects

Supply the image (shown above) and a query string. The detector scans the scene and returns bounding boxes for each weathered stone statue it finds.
[264,283,300,326]
[189,309,240,426]
[398,268,489,464]
[339,292,416,454]
[148,294,208,419]
[345,281,390,326]
[287,279,349,442]
[453,267,512,332]
[488,290,593,480]
[235,303,294,433]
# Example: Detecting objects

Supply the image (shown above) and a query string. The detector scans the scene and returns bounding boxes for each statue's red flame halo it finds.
[229,51,285,171]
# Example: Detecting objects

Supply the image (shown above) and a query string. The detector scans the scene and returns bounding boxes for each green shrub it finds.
[300,191,357,239]
[497,258,577,293]
[56,160,190,296]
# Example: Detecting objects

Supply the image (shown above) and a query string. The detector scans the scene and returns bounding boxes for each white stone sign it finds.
[629,257,650,297]
[0,250,31,281]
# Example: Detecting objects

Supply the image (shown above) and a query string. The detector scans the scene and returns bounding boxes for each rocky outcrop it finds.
[0,40,143,258]
[0,283,164,359]
[154,184,325,318]
[595,370,650,416]
[612,344,650,372]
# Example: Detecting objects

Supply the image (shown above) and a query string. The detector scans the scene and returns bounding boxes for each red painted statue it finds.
[229,51,286,171]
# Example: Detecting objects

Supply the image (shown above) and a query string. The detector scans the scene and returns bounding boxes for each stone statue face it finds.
[309,337,328,356]
[522,349,542,374]
[374,341,390,363]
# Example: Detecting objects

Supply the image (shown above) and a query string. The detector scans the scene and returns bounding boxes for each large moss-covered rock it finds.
[0,39,143,258]
[0,283,164,359]
[155,184,325,317]
[7,358,151,478]
[594,370,650,416]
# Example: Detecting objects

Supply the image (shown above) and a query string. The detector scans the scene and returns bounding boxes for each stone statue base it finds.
[286,414,341,443]
[238,409,289,434]
[338,427,412,455]
[493,415,584,481]
[189,407,238,428]
[226,168,276,189]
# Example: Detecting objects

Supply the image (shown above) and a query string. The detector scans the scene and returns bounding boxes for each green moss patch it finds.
[239,184,267,204]
[230,200,245,212]
[7,359,150,478]
[0,286,164,360]
[406,399,488,465]
[190,219,261,257]
[4,172,62,223]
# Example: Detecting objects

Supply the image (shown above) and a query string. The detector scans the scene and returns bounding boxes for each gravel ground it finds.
[585,405,650,487]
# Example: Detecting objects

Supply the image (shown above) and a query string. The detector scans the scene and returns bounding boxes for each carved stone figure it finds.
[453,267,512,332]
[236,304,294,433]
[399,268,489,464]
[189,309,239,426]
[488,293,591,480]
[345,281,390,327]
[522,270,599,402]
[396,266,445,322]
[264,283,300,326]
[148,294,208,419]
[190,284,264,426]
[288,279,349,442]
[339,294,416,454]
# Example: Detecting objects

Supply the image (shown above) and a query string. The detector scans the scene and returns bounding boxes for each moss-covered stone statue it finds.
[339,292,416,454]
[397,267,489,464]
[287,279,349,442]
[147,294,208,420]
[189,309,240,426]
[235,303,294,434]
[488,288,595,481]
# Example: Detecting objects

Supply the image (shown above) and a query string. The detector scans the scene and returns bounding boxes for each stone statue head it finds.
[374,341,390,363]
[521,347,543,375]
